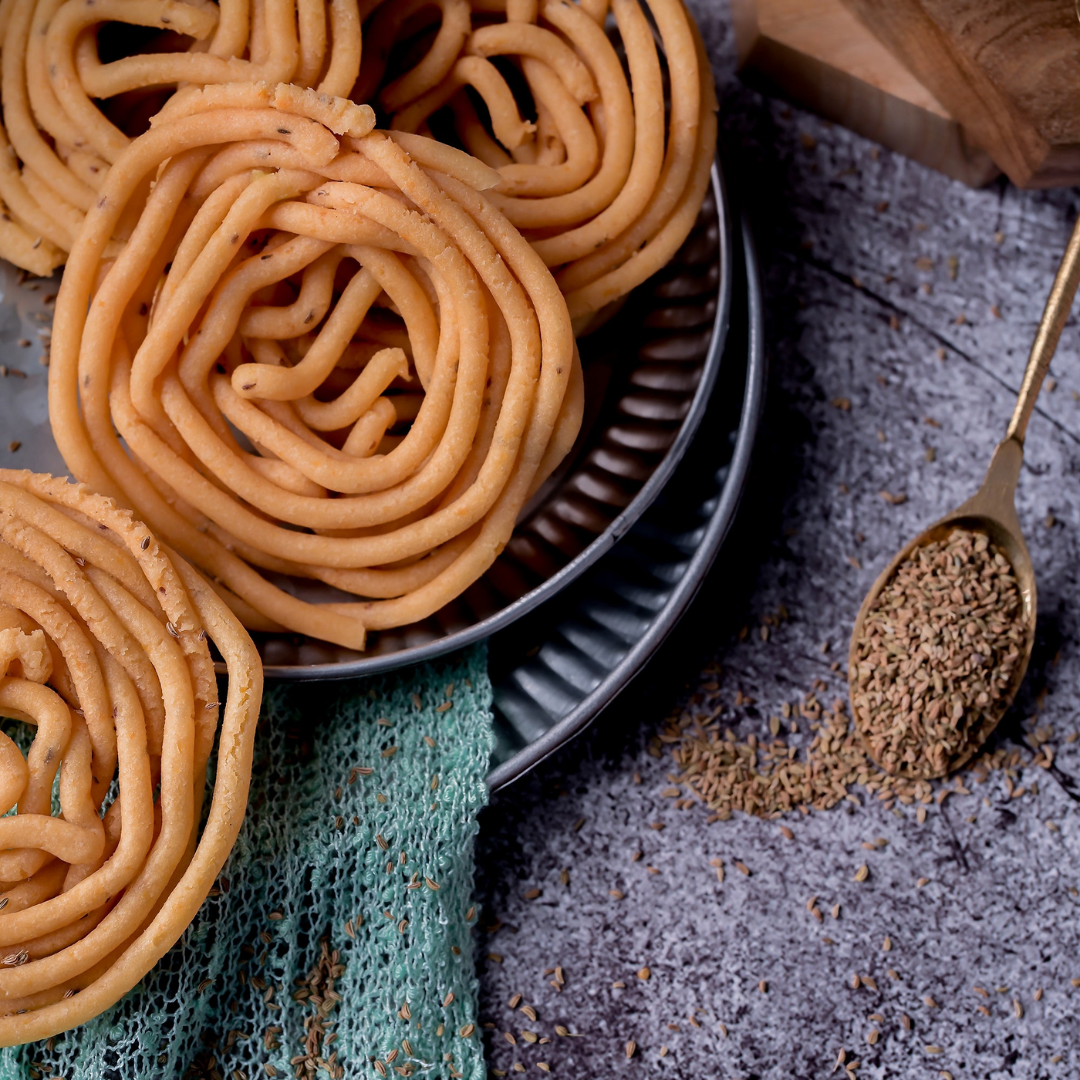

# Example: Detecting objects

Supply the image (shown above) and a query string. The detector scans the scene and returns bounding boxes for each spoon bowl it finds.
[847,437,1036,778]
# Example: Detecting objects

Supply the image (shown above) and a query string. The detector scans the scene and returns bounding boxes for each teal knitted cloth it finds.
[0,646,492,1080]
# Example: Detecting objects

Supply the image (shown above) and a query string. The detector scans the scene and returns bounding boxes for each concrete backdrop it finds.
[473,5,1080,1078]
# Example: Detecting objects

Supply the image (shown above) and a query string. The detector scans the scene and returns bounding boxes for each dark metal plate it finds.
[486,212,764,789]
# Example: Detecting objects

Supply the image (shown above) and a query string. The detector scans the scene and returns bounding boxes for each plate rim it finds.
[485,210,766,790]
[258,158,736,681]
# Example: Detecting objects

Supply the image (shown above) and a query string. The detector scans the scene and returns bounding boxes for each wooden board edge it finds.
[731,0,1000,188]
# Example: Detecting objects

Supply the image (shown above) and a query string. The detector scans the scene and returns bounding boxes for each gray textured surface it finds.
[472,6,1080,1078]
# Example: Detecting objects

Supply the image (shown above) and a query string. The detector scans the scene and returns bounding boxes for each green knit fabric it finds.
[0,645,492,1080]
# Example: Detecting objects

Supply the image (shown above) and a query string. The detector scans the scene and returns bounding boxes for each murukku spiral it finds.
[359,0,718,325]
[49,83,583,650]
[0,0,362,273]
[0,469,262,1045]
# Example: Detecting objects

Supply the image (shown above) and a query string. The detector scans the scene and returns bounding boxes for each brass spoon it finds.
[848,213,1080,779]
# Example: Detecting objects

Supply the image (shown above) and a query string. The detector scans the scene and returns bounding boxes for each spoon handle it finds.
[1007,212,1080,443]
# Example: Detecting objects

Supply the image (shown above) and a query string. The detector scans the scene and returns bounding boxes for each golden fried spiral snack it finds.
[49,83,583,650]
[0,469,262,1045]
[363,0,718,325]
[0,0,362,272]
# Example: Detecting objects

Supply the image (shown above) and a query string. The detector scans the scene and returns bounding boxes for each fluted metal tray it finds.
[486,212,764,788]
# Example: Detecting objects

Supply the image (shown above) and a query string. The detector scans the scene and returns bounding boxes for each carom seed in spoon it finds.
[848,211,1080,779]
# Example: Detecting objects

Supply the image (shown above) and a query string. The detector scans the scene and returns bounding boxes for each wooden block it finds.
[840,0,1080,188]
[731,0,999,188]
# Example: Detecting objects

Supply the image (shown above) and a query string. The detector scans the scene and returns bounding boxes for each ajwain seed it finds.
[851,528,1024,779]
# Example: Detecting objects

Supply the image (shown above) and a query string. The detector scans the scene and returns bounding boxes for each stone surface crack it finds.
[940,800,972,874]
[1019,735,1080,805]
[779,245,1080,448]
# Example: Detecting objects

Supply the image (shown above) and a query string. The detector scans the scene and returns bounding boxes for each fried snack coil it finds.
[364,0,717,325]
[0,469,262,1046]
[0,0,362,272]
[49,84,582,650]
